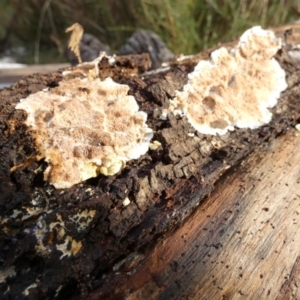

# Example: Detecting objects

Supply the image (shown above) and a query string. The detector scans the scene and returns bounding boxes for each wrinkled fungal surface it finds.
[16,77,153,188]
[165,26,288,135]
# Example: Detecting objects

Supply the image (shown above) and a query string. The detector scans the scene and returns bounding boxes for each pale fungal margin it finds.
[163,26,288,135]
[62,52,116,79]
[16,77,153,188]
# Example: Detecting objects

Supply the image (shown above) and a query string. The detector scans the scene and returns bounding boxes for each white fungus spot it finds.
[68,209,96,232]
[56,236,82,259]
[164,26,288,135]
[16,77,153,188]
[33,210,95,258]
[23,283,38,296]
[0,266,16,284]
[149,140,162,150]
[122,197,131,206]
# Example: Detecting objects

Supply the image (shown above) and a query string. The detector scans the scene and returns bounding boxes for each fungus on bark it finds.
[163,26,288,135]
[16,77,153,188]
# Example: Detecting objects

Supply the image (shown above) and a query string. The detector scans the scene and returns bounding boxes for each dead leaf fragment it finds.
[66,23,84,64]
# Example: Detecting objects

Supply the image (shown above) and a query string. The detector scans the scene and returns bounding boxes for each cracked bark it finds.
[1,24,300,299]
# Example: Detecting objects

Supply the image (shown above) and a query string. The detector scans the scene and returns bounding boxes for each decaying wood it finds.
[1,23,300,299]
[91,129,300,299]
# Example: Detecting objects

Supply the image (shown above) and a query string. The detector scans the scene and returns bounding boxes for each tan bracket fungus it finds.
[163,26,288,135]
[16,77,153,189]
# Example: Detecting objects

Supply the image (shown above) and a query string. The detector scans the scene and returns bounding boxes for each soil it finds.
[1,37,300,299]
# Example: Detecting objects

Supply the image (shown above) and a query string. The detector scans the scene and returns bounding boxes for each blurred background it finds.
[0,0,300,65]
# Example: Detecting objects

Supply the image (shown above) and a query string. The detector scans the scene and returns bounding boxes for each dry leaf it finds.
[66,23,84,64]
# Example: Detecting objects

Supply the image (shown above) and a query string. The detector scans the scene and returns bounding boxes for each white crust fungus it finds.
[165,26,288,135]
[149,140,162,150]
[62,52,115,79]
[16,77,153,188]
[122,197,131,206]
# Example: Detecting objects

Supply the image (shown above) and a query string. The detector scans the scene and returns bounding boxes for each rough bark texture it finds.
[96,129,300,300]
[1,24,300,299]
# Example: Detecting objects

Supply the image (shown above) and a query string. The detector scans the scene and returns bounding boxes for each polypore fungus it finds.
[16,77,153,188]
[164,26,287,135]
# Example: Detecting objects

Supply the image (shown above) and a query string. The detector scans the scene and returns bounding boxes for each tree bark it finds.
[1,23,300,299]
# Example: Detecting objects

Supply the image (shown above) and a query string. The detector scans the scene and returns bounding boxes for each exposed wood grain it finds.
[1,23,300,299]
[92,129,300,299]
[276,256,300,300]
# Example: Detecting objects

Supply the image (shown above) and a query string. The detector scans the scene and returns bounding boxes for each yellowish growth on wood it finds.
[65,23,84,64]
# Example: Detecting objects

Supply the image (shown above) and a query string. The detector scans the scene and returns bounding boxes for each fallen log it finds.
[1,23,300,299]
[93,129,300,299]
